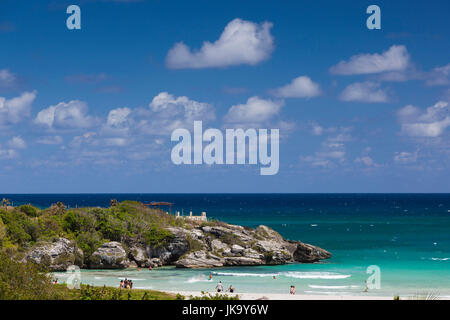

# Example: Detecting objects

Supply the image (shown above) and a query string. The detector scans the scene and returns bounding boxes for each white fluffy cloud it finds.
[34,100,97,130]
[135,92,215,134]
[0,91,36,125]
[339,81,389,103]
[107,107,131,127]
[330,45,410,75]
[272,76,321,98]
[8,136,26,149]
[398,101,450,137]
[101,107,133,137]
[224,96,284,124]
[166,18,274,69]
[68,92,215,154]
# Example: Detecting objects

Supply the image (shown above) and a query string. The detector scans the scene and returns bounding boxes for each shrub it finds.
[0,252,64,300]
[145,224,174,248]
[186,234,203,252]
[18,204,41,217]
[63,210,96,234]
[39,215,64,240]
[77,284,175,300]
[76,231,103,258]
[0,210,32,245]
[0,218,6,243]
[190,292,240,300]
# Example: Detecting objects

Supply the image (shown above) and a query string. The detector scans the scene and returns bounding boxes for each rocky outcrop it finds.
[89,242,130,269]
[23,222,331,270]
[164,222,331,268]
[25,238,83,271]
[145,227,194,265]
[174,251,224,268]
[290,241,332,263]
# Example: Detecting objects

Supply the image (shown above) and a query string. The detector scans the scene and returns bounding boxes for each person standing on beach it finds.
[120,280,124,288]
[289,285,296,295]
[209,273,213,281]
[216,281,223,293]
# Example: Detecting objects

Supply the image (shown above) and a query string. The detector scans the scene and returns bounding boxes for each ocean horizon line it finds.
[1,192,450,195]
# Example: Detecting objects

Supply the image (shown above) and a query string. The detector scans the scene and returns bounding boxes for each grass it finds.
[53,284,178,300]
[189,291,240,300]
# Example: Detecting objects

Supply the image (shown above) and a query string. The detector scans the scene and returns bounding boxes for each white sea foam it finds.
[186,276,210,283]
[431,257,450,261]
[308,285,357,289]
[212,271,351,279]
[304,291,352,295]
[117,277,146,281]
[281,272,351,279]
[212,272,277,277]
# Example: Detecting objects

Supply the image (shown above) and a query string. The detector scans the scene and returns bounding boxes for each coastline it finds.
[166,290,394,300]
[167,290,450,300]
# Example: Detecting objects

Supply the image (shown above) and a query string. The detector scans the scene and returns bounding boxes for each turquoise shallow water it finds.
[8,193,449,297]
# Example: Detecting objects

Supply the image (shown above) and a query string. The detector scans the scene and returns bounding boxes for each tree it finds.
[50,202,66,215]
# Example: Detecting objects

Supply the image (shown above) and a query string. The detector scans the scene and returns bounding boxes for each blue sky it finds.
[0,0,449,193]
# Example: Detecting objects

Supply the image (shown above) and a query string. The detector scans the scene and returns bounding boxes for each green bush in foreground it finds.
[190,291,240,300]
[18,204,41,217]
[0,252,63,300]
[77,284,176,300]
[0,252,177,300]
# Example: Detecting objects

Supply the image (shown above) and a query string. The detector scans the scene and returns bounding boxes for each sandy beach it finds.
[167,290,396,300]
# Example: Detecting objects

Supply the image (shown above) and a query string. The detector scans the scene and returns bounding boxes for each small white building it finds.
[176,211,207,222]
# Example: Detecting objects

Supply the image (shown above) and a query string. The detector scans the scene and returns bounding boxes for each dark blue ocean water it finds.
[5,193,450,297]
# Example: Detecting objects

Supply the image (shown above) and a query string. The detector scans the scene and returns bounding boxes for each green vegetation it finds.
[0,201,185,264]
[76,284,175,300]
[190,291,240,300]
[0,200,259,301]
[220,232,246,247]
[18,204,41,217]
[0,251,64,299]
[145,224,175,248]
[0,251,176,300]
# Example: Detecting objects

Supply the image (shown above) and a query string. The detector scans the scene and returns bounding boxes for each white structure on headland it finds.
[176,210,207,222]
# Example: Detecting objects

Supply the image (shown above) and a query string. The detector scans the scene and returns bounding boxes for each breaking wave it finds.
[308,285,359,289]
[281,272,351,279]
[186,276,211,283]
[212,271,351,279]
